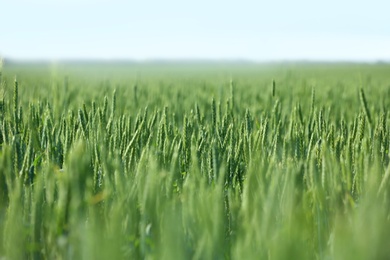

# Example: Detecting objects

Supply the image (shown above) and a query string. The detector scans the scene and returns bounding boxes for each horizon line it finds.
[2,57,390,65]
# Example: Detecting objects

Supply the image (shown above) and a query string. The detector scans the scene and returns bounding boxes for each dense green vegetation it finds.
[0,62,390,259]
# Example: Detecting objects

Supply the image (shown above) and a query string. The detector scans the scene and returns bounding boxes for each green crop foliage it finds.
[0,62,390,259]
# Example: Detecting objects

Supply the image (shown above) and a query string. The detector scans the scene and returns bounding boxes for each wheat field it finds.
[0,62,390,259]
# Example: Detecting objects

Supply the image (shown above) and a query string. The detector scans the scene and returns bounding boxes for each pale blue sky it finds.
[1,0,389,61]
